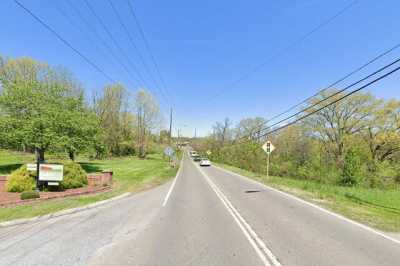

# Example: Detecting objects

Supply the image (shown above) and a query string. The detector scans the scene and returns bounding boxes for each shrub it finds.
[5,166,36,192]
[59,161,88,189]
[340,149,361,186]
[117,141,136,156]
[20,190,40,200]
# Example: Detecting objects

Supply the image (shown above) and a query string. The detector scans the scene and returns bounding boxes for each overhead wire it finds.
[126,0,174,106]
[230,56,400,147]
[237,42,400,141]
[64,0,141,87]
[14,0,116,83]
[205,0,358,103]
[107,0,170,106]
[83,0,151,89]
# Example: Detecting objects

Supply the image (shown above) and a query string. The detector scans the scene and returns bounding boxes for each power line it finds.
[259,62,400,138]
[231,56,400,146]
[107,0,170,106]
[255,57,400,138]
[205,0,358,102]
[126,0,173,105]
[53,1,126,83]
[237,42,400,141]
[14,0,116,83]
[64,0,139,87]
[83,0,150,89]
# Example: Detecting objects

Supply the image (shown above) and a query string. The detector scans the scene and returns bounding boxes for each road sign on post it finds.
[262,141,275,154]
[262,141,275,178]
[164,146,174,157]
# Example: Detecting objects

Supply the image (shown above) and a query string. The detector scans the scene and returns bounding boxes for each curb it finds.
[0,192,131,228]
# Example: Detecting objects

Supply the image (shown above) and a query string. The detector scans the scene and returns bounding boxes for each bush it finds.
[5,166,36,192]
[117,141,136,156]
[20,190,40,200]
[5,162,87,192]
[59,161,87,189]
[365,160,399,188]
[340,149,361,186]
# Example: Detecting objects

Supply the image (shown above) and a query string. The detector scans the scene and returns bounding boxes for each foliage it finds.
[198,90,400,190]
[0,154,177,223]
[340,149,361,186]
[5,165,36,192]
[20,190,40,200]
[59,161,88,189]
[134,89,162,158]
[0,57,98,161]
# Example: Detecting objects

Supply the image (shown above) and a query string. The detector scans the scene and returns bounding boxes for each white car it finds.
[199,158,211,166]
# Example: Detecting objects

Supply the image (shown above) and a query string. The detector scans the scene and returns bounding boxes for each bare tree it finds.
[134,89,161,158]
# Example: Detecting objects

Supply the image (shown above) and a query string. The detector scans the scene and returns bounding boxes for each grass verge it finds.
[0,152,178,222]
[215,162,400,232]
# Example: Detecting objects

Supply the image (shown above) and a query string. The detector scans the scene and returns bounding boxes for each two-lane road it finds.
[0,151,399,265]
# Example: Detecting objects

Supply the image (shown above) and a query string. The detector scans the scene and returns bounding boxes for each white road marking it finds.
[194,162,281,266]
[214,165,400,246]
[162,157,183,207]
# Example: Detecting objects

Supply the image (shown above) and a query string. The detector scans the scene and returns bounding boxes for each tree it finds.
[94,84,135,156]
[235,117,267,142]
[212,117,232,147]
[365,99,400,162]
[134,89,161,158]
[304,90,377,165]
[0,57,97,161]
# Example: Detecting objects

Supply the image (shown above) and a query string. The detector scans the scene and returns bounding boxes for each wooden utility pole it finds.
[169,108,173,144]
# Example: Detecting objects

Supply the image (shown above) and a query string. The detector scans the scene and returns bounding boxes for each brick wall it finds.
[0,176,7,191]
[87,170,113,187]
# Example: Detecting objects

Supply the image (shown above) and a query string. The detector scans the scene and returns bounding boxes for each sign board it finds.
[262,141,275,154]
[206,150,212,155]
[164,146,175,157]
[27,163,37,171]
[39,164,63,182]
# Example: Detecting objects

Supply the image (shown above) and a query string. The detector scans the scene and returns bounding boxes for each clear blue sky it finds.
[1,0,399,137]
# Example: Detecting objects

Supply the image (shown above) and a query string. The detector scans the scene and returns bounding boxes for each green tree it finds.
[341,148,361,186]
[0,57,97,161]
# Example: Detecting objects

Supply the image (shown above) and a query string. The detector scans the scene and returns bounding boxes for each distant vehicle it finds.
[193,155,201,162]
[190,151,198,157]
[199,158,211,166]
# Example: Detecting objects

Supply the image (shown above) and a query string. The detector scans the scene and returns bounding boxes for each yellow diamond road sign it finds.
[262,141,275,154]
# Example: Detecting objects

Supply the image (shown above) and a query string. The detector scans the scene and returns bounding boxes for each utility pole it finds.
[194,128,197,139]
[177,128,180,149]
[169,107,173,145]
[266,152,270,178]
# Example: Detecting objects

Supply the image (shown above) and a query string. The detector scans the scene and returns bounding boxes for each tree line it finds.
[197,90,400,188]
[0,56,164,161]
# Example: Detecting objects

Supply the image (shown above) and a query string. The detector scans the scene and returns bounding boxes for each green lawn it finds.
[216,163,400,232]
[0,150,178,222]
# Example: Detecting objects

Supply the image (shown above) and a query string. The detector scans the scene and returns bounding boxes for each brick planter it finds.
[0,172,113,207]
[87,170,113,187]
[0,176,7,192]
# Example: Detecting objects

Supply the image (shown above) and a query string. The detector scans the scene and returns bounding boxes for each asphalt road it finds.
[0,151,399,265]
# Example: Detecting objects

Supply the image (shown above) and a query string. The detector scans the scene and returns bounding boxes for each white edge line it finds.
[193,161,280,266]
[214,165,400,246]
[162,156,183,207]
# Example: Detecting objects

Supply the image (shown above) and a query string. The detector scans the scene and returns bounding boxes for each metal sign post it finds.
[262,141,275,178]
[267,152,270,178]
[35,148,40,192]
